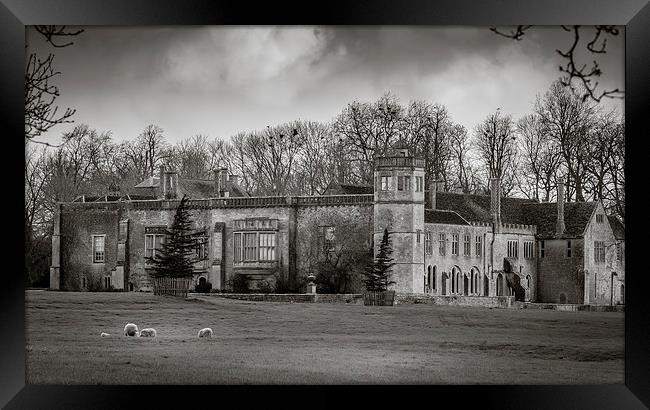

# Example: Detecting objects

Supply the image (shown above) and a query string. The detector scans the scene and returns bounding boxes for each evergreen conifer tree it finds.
[148,194,207,278]
[363,228,396,292]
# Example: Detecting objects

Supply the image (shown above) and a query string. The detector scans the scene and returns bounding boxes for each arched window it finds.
[620,284,625,304]
[432,266,437,291]
[451,267,462,295]
[496,273,504,296]
[484,274,489,296]
[442,272,448,295]
[463,274,469,296]
[526,275,531,289]
[427,266,432,293]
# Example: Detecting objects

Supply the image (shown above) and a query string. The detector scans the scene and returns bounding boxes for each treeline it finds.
[25,80,625,286]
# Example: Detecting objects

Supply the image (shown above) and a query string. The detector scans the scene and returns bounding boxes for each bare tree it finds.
[516,114,563,201]
[169,135,211,179]
[490,25,623,103]
[294,121,341,195]
[583,112,625,220]
[448,124,481,194]
[474,109,518,188]
[535,81,598,201]
[334,93,405,184]
[25,26,84,145]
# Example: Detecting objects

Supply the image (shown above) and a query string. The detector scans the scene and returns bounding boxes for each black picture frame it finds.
[3,0,648,408]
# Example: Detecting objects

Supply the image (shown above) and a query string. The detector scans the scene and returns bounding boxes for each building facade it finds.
[50,150,625,305]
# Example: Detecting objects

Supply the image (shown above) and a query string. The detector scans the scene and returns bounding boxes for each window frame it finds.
[92,234,106,264]
[438,233,446,256]
[523,241,534,259]
[475,235,482,257]
[463,234,471,257]
[566,240,572,258]
[424,231,432,255]
[594,240,605,264]
[451,233,459,256]
[145,233,166,262]
[380,175,391,191]
[507,240,519,259]
[233,230,278,263]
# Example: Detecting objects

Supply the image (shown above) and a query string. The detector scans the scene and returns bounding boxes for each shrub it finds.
[230,274,249,293]
[272,270,292,293]
[258,280,273,294]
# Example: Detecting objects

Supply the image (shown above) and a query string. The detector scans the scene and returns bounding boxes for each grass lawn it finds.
[25,290,624,384]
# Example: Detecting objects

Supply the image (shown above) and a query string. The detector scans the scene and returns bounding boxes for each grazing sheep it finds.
[197,328,213,338]
[123,323,139,337]
[100,332,110,337]
[139,328,157,338]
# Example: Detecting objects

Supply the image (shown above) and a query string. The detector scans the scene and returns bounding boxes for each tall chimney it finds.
[490,178,502,228]
[164,171,178,199]
[556,181,565,236]
[219,167,228,197]
[429,180,437,210]
[159,165,167,199]
[213,169,221,197]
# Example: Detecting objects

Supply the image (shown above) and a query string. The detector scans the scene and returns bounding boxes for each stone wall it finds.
[295,204,374,293]
[395,294,515,308]
[59,205,121,290]
[536,238,585,304]
[583,202,623,305]
[423,223,490,297]
[191,293,364,304]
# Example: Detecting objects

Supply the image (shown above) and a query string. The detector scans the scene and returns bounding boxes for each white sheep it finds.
[139,328,157,338]
[123,323,139,337]
[100,332,110,337]
[197,328,213,338]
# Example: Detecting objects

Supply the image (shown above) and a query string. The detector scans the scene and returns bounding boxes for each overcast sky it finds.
[27,26,624,145]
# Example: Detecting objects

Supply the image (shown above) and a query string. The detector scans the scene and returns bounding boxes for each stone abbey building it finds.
[50,148,625,305]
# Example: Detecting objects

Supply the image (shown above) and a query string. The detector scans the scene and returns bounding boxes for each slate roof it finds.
[425,210,469,225]
[520,201,597,239]
[431,192,538,224]
[130,176,249,199]
[608,215,625,240]
[324,183,374,195]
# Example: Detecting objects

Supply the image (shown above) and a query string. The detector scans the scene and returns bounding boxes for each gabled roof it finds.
[520,201,597,239]
[134,176,159,188]
[425,209,470,225]
[323,182,374,195]
[608,215,625,240]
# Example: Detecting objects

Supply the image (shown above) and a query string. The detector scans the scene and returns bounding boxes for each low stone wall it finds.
[314,294,364,305]
[395,294,515,308]
[517,302,625,312]
[191,293,363,304]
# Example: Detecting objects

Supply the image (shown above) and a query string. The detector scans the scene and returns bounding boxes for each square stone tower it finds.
[373,146,426,293]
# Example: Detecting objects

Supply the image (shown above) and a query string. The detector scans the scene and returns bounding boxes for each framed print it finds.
[4,0,649,408]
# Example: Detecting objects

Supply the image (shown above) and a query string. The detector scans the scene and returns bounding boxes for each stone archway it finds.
[484,274,489,296]
[442,272,448,295]
[463,274,469,296]
[496,273,504,296]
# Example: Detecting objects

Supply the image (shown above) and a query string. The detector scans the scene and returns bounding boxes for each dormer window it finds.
[596,214,604,223]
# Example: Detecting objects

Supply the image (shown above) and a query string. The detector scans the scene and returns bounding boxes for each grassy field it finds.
[25,290,624,384]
